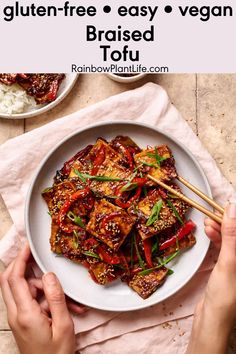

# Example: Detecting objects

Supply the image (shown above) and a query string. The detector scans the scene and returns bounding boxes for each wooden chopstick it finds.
[177,176,225,214]
[147,174,223,224]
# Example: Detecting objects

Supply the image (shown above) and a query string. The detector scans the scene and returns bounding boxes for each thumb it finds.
[42,272,73,330]
[219,203,236,262]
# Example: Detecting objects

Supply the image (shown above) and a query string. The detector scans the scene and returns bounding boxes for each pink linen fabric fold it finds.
[0,83,235,353]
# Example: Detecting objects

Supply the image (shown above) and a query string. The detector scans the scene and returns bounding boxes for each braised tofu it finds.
[129,267,168,299]
[69,159,87,178]
[163,233,196,257]
[89,157,131,198]
[42,181,76,215]
[86,199,135,251]
[43,135,197,299]
[109,135,141,166]
[89,262,118,285]
[110,135,141,153]
[59,233,83,262]
[84,138,123,165]
[133,190,176,239]
[49,217,85,257]
[134,145,177,182]
[49,217,62,254]
[133,190,189,240]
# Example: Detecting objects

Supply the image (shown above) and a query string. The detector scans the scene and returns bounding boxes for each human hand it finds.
[203,203,236,327]
[0,244,85,354]
[187,203,236,354]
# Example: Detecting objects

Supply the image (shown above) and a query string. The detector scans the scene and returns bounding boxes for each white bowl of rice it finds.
[0,74,78,119]
[0,83,38,115]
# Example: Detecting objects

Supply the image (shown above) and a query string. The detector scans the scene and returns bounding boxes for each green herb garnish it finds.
[147,147,168,167]
[134,234,145,269]
[82,251,100,259]
[134,164,144,172]
[113,264,125,271]
[57,201,63,209]
[67,211,85,228]
[167,269,174,275]
[42,187,53,194]
[121,182,138,192]
[73,231,79,249]
[151,236,159,255]
[140,160,159,168]
[74,169,87,183]
[167,199,184,225]
[138,251,180,276]
[143,186,148,197]
[167,192,179,199]
[146,200,163,226]
[74,169,121,182]
[47,211,52,217]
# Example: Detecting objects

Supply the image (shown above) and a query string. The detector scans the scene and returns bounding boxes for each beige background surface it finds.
[0,74,236,353]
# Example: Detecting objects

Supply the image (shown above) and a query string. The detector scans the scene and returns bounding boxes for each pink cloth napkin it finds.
[0,83,235,353]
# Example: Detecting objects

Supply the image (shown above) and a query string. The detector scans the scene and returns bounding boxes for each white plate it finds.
[0,74,78,119]
[25,121,210,312]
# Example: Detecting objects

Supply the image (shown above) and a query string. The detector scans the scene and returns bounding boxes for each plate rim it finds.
[25,120,211,311]
[0,74,79,120]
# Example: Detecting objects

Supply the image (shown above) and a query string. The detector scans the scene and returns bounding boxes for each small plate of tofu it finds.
[25,121,211,311]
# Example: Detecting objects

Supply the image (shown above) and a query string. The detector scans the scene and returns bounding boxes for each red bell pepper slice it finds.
[82,195,95,210]
[83,238,99,249]
[62,145,92,175]
[101,211,122,233]
[117,252,130,274]
[58,187,90,233]
[123,145,134,170]
[131,267,144,275]
[159,220,196,251]
[115,178,142,209]
[143,238,153,268]
[97,245,121,265]
[113,142,135,170]
[91,145,106,175]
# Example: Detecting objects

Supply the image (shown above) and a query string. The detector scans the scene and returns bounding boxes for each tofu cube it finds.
[129,267,168,299]
[86,199,135,251]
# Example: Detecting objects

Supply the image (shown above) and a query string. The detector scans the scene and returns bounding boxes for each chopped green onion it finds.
[134,234,145,269]
[82,251,100,259]
[42,187,53,193]
[73,231,79,249]
[167,192,179,199]
[143,186,148,197]
[140,160,159,168]
[121,182,138,192]
[67,211,85,228]
[167,269,174,275]
[167,199,184,225]
[113,264,125,271]
[128,171,138,181]
[138,251,180,276]
[134,164,144,172]
[146,200,163,226]
[74,170,121,182]
[73,230,78,237]
[74,169,87,183]
[151,236,159,254]
[146,147,168,167]
[47,211,52,217]
[120,171,138,192]
[57,201,63,209]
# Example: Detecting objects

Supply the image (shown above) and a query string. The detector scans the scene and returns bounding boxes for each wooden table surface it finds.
[0,74,236,353]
